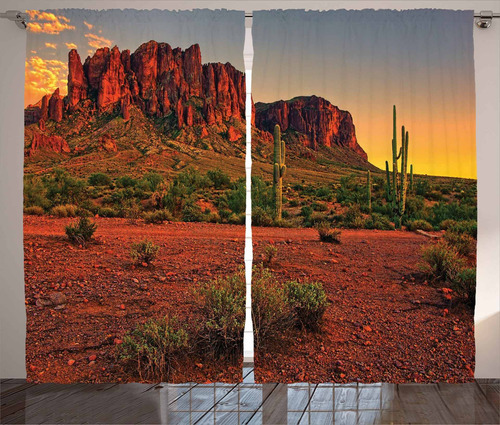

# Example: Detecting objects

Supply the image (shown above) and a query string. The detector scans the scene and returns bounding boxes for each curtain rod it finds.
[1,10,498,30]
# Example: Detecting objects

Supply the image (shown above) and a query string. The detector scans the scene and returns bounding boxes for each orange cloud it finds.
[83,21,93,30]
[26,10,75,34]
[65,42,78,50]
[45,42,57,49]
[25,56,68,107]
[85,33,112,49]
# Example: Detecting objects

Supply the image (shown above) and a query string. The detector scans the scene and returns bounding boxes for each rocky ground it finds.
[253,227,475,384]
[24,216,245,384]
[24,217,475,384]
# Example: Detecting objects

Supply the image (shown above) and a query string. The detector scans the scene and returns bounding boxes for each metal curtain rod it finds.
[0,9,498,30]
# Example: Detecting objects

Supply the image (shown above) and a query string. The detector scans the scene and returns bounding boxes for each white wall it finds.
[1,0,498,379]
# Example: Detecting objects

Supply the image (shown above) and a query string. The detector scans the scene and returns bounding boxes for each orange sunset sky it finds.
[252,10,477,179]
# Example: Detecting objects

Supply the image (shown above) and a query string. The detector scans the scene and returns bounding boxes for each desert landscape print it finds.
[23,9,247,383]
[250,10,477,383]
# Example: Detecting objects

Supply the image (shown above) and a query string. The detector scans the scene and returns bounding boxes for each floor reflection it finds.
[2,375,498,424]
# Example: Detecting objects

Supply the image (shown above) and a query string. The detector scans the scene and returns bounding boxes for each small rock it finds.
[88,354,97,362]
[68,359,75,366]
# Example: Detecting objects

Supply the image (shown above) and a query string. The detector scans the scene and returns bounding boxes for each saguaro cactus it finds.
[273,124,286,220]
[385,105,413,228]
[367,170,372,212]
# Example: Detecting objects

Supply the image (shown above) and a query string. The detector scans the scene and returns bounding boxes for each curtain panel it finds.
[23,8,246,384]
[251,9,476,383]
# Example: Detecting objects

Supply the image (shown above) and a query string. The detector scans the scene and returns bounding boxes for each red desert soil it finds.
[24,216,244,384]
[253,227,475,384]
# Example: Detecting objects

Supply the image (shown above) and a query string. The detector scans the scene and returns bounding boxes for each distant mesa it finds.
[255,96,367,160]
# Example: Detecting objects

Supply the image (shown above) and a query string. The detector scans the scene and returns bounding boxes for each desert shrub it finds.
[118,316,188,381]
[24,175,51,209]
[252,206,274,227]
[196,271,245,356]
[312,202,328,212]
[228,213,245,225]
[130,239,160,265]
[336,175,365,205]
[406,219,434,232]
[43,169,86,207]
[65,217,97,245]
[444,231,476,257]
[306,212,328,228]
[450,267,476,308]
[263,244,277,265]
[206,168,231,189]
[317,223,341,244]
[429,202,476,227]
[440,219,458,231]
[24,206,45,216]
[342,204,364,228]
[225,178,246,214]
[288,199,299,207]
[300,206,313,218]
[116,175,137,188]
[420,242,465,283]
[97,207,118,218]
[88,172,112,187]
[251,176,274,212]
[315,186,334,201]
[142,172,164,192]
[252,267,292,347]
[51,204,78,217]
[364,213,395,230]
[405,196,427,221]
[448,220,477,239]
[144,209,173,224]
[285,280,328,331]
[415,180,431,197]
[182,201,204,222]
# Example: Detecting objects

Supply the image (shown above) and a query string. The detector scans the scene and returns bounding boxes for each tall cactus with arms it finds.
[385,105,412,228]
[273,124,286,220]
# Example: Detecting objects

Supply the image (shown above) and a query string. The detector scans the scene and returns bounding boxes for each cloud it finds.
[26,10,75,34]
[85,33,112,49]
[25,56,68,106]
[65,42,78,50]
[45,43,57,49]
[83,21,93,30]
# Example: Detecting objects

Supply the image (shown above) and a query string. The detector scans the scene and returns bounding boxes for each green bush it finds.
[317,223,341,244]
[450,267,476,308]
[131,239,160,265]
[263,244,278,265]
[448,220,477,239]
[65,217,97,245]
[142,172,164,192]
[342,204,364,229]
[118,316,188,381]
[196,271,245,356]
[206,168,231,189]
[444,231,476,257]
[24,206,45,216]
[406,219,434,232]
[144,210,173,224]
[182,201,204,222]
[88,173,112,187]
[116,176,137,188]
[285,280,328,331]
[420,242,465,282]
[364,213,395,230]
[97,207,118,218]
[252,206,274,227]
[50,204,78,217]
[252,267,292,347]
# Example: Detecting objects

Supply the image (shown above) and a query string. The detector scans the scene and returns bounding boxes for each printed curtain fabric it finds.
[24,9,246,383]
[251,10,476,383]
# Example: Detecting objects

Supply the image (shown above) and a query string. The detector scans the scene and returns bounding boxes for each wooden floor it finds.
[1,368,499,424]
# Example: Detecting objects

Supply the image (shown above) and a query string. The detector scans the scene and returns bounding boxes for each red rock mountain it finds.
[255,96,367,160]
[25,41,246,155]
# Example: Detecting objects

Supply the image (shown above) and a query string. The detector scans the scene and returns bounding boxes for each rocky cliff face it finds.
[25,41,246,155]
[255,96,367,160]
